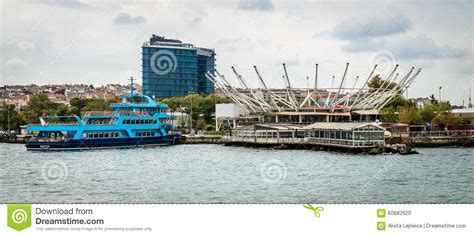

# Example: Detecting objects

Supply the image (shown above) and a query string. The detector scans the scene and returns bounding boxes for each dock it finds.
[176,135,224,144]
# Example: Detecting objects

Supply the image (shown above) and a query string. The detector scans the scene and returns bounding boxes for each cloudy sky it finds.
[1,0,472,104]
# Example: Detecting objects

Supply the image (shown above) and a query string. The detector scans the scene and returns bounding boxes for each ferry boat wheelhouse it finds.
[26,78,181,151]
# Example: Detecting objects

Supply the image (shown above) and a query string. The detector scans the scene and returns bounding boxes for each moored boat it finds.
[26,78,181,151]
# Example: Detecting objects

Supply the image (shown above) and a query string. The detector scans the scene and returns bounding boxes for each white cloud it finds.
[332,14,412,40]
[29,0,95,10]
[341,35,470,60]
[17,41,37,52]
[0,0,472,104]
[238,0,275,11]
[4,58,28,71]
[113,13,147,25]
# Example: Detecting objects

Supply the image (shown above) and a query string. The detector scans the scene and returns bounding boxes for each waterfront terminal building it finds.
[142,35,215,98]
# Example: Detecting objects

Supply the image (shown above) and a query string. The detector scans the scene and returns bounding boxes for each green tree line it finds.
[0,93,230,132]
[370,75,464,126]
[0,94,121,131]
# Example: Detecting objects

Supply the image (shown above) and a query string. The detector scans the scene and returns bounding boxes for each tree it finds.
[432,111,462,127]
[367,75,398,93]
[437,101,451,111]
[399,107,423,125]
[429,94,438,105]
[161,97,184,111]
[104,97,121,110]
[380,107,399,123]
[0,103,24,131]
[161,93,230,129]
[23,93,59,123]
[384,95,409,109]
[195,118,206,131]
[82,99,106,111]
[55,104,70,116]
[419,102,438,123]
[70,98,90,110]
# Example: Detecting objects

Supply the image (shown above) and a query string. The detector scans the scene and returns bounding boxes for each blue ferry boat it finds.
[26,78,181,151]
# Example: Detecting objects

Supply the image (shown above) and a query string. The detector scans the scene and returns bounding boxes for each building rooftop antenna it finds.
[129,76,135,97]
[469,81,472,108]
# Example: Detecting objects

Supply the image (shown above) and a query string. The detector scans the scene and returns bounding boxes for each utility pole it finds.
[306,76,310,94]
[190,96,193,135]
[439,86,442,103]
[7,105,11,133]
[469,86,472,108]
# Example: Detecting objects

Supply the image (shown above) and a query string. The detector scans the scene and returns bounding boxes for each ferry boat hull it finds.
[26,134,181,151]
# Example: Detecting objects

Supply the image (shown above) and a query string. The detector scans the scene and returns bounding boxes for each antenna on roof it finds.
[129,76,135,97]
[469,82,472,108]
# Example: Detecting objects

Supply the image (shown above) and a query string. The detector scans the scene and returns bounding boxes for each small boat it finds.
[26,78,181,151]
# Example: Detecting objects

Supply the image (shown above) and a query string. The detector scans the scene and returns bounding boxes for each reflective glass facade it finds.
[142,36,215,99]
[197,51,215,95]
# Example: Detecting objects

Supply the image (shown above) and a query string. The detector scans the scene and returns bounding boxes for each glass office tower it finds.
[142,35,215,99]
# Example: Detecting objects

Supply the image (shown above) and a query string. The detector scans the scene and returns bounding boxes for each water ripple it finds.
[0,143,473,203]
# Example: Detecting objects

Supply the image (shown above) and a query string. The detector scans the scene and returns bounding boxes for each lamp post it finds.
[188,92,196,135]
[438,86,442,103]
[190,96,193,135]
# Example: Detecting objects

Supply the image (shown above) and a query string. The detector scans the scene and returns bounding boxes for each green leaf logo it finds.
[7,204,32,231]
[303,203,324,218]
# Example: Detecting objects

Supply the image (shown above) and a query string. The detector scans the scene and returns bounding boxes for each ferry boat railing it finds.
[82,111,115,117]
[39,116,81,126]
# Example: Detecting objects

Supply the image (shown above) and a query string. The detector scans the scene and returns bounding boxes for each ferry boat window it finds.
[132,119,136,124]
[105,133,109,138]
[93,133,98,138]
[153,119,157,124]
[83,133,87,138]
